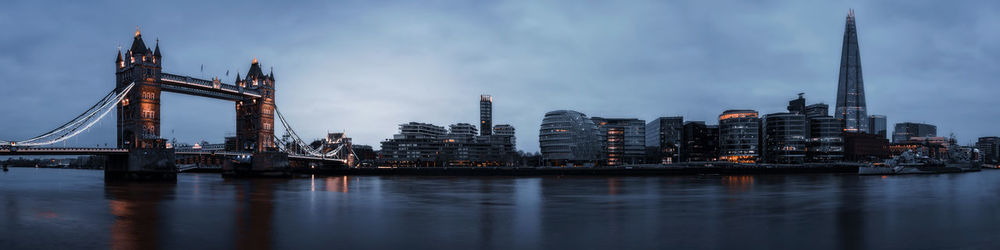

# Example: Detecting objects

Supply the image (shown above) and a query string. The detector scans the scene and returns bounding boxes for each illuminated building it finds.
[480,95,492,136]
[539,110,601,166]
[645,117,683,164]
[976,137,1000,164]
[835,9,870,133]
[869,115,887,138]
[892,122,936,143]
[843,132,889,162]
[807,116,844,162]
[681,121,719,162]
[763,112,807,164]
[718,110,760,163]
[592,117,646,166]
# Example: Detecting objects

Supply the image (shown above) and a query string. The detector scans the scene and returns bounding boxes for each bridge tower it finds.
[231,59,288,175]
[110,28,175,180]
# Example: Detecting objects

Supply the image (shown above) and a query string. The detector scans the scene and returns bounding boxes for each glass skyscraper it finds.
[835,9,869,133]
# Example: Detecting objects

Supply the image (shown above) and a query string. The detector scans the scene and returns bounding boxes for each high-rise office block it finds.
[835,9,870,133]
[480,95,492,136]
[646,117,683,164]
[787,93,806,114]
[808,116,844,162]
[805,103,829,118]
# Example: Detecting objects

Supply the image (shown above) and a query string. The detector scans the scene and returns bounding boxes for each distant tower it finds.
[787,93,806,114]
[835,9,869,133]
[480,95,492,136]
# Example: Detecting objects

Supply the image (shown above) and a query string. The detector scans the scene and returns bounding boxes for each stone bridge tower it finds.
[235,59,277,153]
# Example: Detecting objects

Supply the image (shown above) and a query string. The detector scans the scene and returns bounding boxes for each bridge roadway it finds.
[159,72,261,101]
[0,147,346,163]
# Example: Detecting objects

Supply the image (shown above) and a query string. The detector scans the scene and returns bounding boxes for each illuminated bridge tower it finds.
[111,28,175,180]
[233,59,287,174]
[235,59,276,153]
[835,9,869,133]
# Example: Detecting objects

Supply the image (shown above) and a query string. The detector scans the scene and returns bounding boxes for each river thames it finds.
[1,168,998,249]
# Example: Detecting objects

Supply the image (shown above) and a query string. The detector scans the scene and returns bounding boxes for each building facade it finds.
[593,117,646,166]
[680,122,719,162]
[493,124,516,147]
[645,117,683,164]
[976,137,1000,164]
[892,122,937,143]
[808,116,844,162]
[480,95,492,136]
[835,10,870,133]
[763,112,807,164]
[843,132,889,162]
[869,115,887,138]
[718,110,761,163]
[539,110,601,166]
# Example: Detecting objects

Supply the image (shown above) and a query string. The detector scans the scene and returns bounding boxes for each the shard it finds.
[835,9,869,133]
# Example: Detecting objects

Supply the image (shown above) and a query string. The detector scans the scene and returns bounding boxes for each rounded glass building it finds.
[539,110,600,166]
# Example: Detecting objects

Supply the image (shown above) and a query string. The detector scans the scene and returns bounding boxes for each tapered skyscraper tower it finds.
[835,9,869,133]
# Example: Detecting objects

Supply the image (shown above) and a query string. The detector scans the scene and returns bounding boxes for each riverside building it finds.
[646,117,683,164]
[763,112,807,164]
[680,121,719,162]
[592,117,646,166]
[892,122,937,143]
[718,110,761,163]
[835,9,870,133]
[539,110,601,166]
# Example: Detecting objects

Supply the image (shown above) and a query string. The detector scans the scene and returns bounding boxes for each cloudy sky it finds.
[1,0,997,152]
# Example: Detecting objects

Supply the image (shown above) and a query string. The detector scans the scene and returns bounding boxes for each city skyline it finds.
[2,1,999,153]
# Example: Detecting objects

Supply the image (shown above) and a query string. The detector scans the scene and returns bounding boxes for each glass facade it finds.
[593,117,646,166]
[763,113,807,164]
[539,110,601,166]
[645,117,683,164]
[719,110,760,163]
[835,10,869,133]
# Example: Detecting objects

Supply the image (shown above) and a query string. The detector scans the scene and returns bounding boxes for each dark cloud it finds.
[1,0,997,152]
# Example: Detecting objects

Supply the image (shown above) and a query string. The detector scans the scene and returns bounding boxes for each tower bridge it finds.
[0,29,350,180]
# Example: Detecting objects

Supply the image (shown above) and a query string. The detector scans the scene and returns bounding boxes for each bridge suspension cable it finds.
[3,82,135,147]
[273,106,349,159]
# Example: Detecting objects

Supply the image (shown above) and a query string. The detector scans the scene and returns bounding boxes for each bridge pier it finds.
[105,149,177,181]
[222,152,290,178]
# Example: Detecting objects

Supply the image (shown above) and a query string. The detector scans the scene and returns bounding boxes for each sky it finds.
[1,0,998,153]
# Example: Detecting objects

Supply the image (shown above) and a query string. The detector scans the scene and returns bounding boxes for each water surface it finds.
[2,168,999,249]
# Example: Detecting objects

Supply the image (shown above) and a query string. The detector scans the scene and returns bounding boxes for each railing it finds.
[160,72,261,98]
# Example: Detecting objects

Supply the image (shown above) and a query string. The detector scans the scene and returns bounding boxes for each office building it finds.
[869,115,887,138]
[787,93,806,114]
[539,110,601,166]
[892,122,937,143]
[763,112,807,164]
[680,122,719,162]
[646,117,683,164]
[449,123,478,137]
[593,117,646,166]
[808,116,844,162]
[976,137,1000,164]
[835,10,870,133]
[718,110,761,163]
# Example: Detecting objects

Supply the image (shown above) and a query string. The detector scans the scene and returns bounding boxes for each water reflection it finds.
[3,168,999,249]
[721,175,754,193]
[233,179,277,250]
[105,182,175,250]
